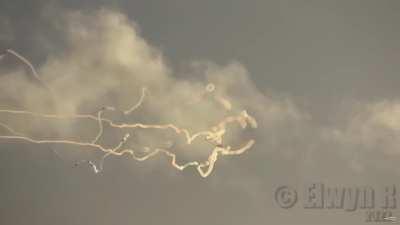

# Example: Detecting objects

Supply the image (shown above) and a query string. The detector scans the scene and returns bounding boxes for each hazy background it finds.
[0,1,399,224]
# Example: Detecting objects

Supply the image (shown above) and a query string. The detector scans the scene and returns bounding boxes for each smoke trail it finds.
[5,49,51,91]
[0,72,257,177]
[0,105,257,177]
[124,87,147,115]
[0,9,260,177]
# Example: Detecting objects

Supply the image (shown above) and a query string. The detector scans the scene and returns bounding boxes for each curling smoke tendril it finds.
[0,50,258,178]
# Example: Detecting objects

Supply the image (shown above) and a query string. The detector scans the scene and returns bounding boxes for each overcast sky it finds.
[0,1,400,225]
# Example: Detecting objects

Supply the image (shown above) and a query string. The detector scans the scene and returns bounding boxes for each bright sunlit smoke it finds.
[0,9,259,177]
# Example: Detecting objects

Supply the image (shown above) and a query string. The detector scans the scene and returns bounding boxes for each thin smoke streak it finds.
[0,105,257,177]
[0,48,258,177]
[6,49,51,91]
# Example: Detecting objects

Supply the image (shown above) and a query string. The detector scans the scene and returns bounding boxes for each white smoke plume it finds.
[0,8,304,177]
[1,7,395,181]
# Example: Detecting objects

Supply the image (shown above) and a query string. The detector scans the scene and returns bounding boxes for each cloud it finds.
[3,7,398,179]
[9,6,398,180]
[0,8,307,176]
[318,100,400,174]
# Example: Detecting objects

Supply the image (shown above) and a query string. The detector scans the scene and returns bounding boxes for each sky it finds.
[0,1,400,224]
